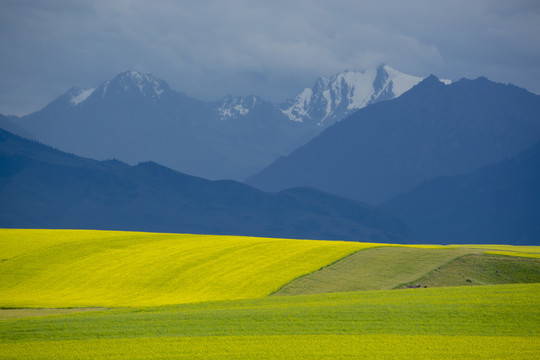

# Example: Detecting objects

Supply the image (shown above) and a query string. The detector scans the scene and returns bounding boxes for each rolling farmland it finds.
[0,229,539,359]
[0,229,372,307]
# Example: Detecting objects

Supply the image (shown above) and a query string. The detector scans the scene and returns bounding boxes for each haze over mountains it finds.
[1,65,539,245]
[2,65,426,181]
[0,128,414,242]
[247,75,540,204]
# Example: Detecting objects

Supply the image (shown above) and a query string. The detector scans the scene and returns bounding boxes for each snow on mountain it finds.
[69,87,95,106]
[217,95,259,120]
[280,65,442,127]
[281,88,313,123]
[95,70,170,100]
[11,66,456,182]
[382,66,423,97]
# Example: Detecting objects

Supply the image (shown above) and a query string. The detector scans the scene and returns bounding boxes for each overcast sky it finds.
[1,0,539,115]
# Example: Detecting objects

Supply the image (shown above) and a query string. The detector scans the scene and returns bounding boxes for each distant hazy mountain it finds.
[0,128,414,242]
[14,71,246,180]
[247,75,540,204]
[384,141,540,245]
[0,114,34,140]
[9,66,424,180]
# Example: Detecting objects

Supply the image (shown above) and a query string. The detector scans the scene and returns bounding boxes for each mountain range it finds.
[2,65,428,181]
[0,128,414,242]
[2,67,539,245]
[247,75,540,204]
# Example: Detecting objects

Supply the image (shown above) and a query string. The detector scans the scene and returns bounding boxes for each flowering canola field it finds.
[0,229,373,307]
[1,229,538,359]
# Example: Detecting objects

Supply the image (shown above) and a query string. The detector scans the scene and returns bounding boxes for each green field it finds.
[1,229,539,359]
[274,246,472,295]
[275,247,540,295]
[1,284,538,359]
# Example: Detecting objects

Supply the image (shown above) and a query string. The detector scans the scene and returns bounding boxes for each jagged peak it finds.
[113,70,162,85]
[416,74,445,89]
[425,74,440,81]
[103,70,170,99]
[280,65,426,124]
[310,66,407,97]
[397,74,447,99]
[115,70,159,82]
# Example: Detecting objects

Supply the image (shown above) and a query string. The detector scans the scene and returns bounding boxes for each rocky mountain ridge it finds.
[3,65,430,180]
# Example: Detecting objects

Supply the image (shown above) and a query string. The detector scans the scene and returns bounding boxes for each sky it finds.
[1,0,539,116]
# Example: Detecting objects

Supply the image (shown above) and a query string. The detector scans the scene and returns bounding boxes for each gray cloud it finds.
[1,0,539,115]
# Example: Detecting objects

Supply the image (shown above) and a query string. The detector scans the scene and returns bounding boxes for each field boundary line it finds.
[269,245,388,296]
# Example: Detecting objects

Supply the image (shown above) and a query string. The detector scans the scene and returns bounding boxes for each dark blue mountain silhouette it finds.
[0,128,413,242]
[384,141,540,245]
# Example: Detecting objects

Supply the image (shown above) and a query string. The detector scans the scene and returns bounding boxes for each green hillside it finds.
[275,246,540,296]
[398,253,540,288]
[274,246,471,295]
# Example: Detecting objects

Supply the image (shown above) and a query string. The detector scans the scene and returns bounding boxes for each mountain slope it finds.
[247,75,540,204]
[383,141,540,245]
[12,67,425,181]
[0,128,414,242]
[14,71,319,180]
[0,114,34,140]
[15,71,227,178]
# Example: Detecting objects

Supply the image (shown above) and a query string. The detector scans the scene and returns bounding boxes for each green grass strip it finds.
[274,246,472,295]
[2,284,538,342]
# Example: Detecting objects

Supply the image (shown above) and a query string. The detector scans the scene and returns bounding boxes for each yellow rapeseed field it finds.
[1,230,538,359]
[2,335,537,360]
[483,251,540,259]
[0,229,373,307]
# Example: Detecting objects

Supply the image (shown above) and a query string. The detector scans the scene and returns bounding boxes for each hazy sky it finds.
[1,0,539,115]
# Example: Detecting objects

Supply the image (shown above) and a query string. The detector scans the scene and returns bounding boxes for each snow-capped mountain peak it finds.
[217,95,259,120]
[97,70,170,100]
[280,65,429,126]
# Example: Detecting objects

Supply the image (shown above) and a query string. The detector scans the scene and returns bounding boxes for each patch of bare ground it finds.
[0,308,109,320]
